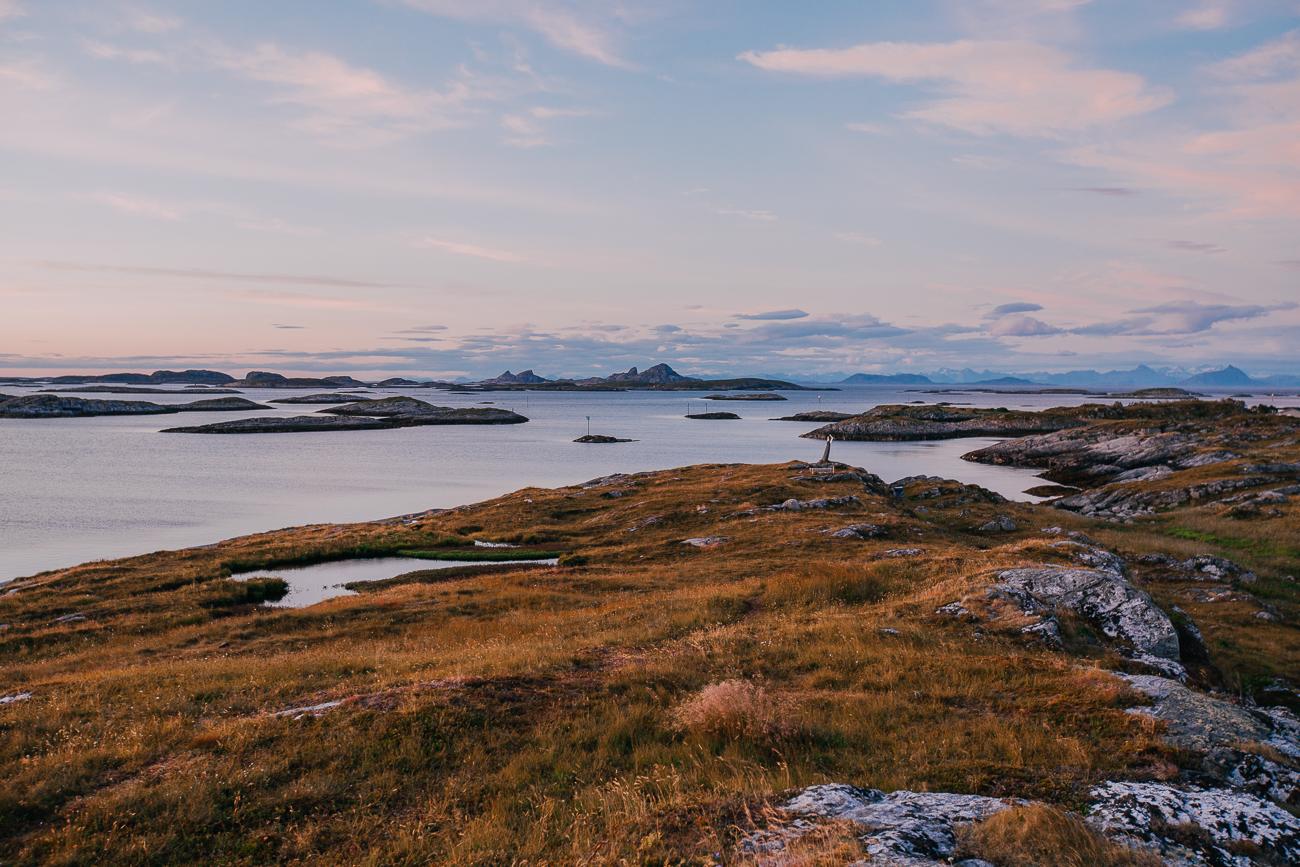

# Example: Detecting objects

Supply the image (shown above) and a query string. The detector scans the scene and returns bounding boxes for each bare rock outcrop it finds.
[743,784,1014,865]
[1087,781,1299,865]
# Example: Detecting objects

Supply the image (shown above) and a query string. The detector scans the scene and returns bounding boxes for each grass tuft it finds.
[956,803,1163,867]
[670,679,803,744]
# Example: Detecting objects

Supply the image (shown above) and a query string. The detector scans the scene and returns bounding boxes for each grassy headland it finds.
[0,403,1295,863]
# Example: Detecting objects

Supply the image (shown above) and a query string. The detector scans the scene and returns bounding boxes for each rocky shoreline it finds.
[704,392,786,401]
[961,400,1299,520]
[800,403,1097,441]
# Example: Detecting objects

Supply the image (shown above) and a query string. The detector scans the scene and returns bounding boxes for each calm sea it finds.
[2,384,1294,580]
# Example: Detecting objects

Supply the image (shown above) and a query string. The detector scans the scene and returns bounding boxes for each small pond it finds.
[233,556,557,608]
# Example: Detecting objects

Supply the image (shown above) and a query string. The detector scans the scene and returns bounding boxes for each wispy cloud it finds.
[1208,29,1299,80]
[834,232,882,247]
[735,309,809,321]
[36,261,408,290]
[1176,1,1234,31]
[1071,186,1138,196]
[82,39,169,65]
[86,191,182,220]
[209,42,497,144]
[716,207,777,222]
[988,314,1061,336]
[0,57,55,90]
[399,0,632,68]
[128,10,182,34]
[739,40,1170,137]
[1132,300,1289,333]
[986,302,1044,318]
[225,290,388,311]
[413,236,524,262]
[1062,29,1300,219]
[394,325,448,334]
[1166,239,1226,254]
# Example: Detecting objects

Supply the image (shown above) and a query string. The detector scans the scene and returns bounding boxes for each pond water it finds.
[233,556,558,608]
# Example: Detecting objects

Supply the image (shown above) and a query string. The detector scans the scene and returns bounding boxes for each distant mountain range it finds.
[839,373,933,385]
[3,363,1296,390]
[472,363,811,391]
[832,364,1299,388]
[0,363,813,392]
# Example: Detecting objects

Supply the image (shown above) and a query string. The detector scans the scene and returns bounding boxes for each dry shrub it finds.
[957,803,1163,867]
[670,679,802,742]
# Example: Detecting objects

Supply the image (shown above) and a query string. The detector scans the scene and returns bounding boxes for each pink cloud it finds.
[413,236,524,263]
[399,1,631,68]
[739,40,1170,137]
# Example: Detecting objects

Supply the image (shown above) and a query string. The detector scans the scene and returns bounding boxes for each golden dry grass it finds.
[0,459,1292,863]
[956,803,1164,866]
[669,679,803,744]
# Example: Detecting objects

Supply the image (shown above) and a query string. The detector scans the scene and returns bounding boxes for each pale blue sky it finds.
[1,0,1297,378]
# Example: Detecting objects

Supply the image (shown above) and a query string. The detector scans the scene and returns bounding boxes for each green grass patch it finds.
[1167,527,1300,560]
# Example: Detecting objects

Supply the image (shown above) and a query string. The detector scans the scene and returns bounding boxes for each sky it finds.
[1,0,1298,379]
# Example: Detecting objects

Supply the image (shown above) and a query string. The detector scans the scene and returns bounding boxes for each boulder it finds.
[978,515,1017,533]
[742,784,1014,864]
[830,523,889,539]
[1119,675,1299,761]
[994,566,1180,663]
[681,536,726,548]
[1087,781,1300,865]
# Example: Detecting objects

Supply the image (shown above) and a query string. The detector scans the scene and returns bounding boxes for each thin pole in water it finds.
[586,415,591,436]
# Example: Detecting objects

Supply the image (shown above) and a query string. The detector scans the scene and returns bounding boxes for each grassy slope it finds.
[0,459,1294,864]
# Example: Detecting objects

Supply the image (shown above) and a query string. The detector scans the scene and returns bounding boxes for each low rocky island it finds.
[38,386,246,395]
[573,434,637,443]
[800,403,1104,441]
[1109,387,1203,399]
[163,416,397,434]
[684,411,741,420]
[773,410,855,422]
[268,393,372,405]
[164,396,529,433]
[320,396,526,424]
[703,392,787,401]
[0,394,268,418]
